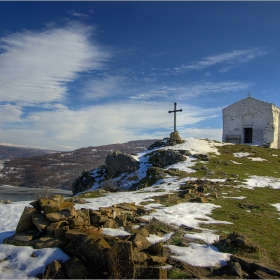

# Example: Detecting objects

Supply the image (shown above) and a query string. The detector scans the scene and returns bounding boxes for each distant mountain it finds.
[0,145,57,160]
[0,139,157,190]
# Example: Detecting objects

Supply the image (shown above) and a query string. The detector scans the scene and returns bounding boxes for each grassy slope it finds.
[194,143,280,267]
[139,142,280,266]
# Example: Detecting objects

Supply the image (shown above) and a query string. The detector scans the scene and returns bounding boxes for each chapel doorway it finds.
[244,128,253,143]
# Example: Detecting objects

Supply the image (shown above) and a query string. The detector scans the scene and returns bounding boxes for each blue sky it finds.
[0,1,280,151]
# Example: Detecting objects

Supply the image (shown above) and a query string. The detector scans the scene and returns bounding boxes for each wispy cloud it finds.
[0,101,221,150]
[67,10,91,19]
[0,23,109,105]
[0,104,22,123]
[175,47,269,72]
[180,128,223,141]
[83,75,125,100]
[128,81,252,101]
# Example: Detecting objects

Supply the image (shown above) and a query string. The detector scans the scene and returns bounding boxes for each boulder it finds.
[71,170,95,195]
[16,206,40,233]
[135,266,167,279]
[148,149,186,168]
[39,195,64,214]
[106,240,135,279]
[147,139,167,150]
[15,229,41,242]
[65,229,88,240]
[91,214,108,226]
[46,213,64,222]
[114,215,127,227]
[67,216,85,229]
[215,232,261,254]
[77,209,90,225]
[32,214,51,232]
[59,207,77,218]
[229,261,243,278]
[148,242,164,256]
[63,236,111,278]
[54,226,69,238]
[149,255,168,264]
[63,257,89,279]
[104,219,120,229]
[129,233,151,250]
[41,260,67,279]
[34,237,67,249]
[131,226,150,237]
[105,150,140,179]
[133,250,149,263]
[47,221,68,235]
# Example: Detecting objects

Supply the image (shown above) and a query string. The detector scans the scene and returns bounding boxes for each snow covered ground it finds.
[0,137,280,279]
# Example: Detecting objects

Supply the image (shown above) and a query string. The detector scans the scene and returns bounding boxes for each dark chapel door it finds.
[244,128,253,143]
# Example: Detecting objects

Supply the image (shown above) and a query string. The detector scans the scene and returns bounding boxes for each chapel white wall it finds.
[222,97,277,147]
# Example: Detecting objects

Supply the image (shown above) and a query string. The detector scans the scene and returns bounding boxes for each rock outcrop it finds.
[105,150,140,178]
[148,149,187,168]
[72,150,140,195]
[71,170,95,195]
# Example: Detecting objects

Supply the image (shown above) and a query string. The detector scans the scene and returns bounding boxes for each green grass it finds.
[76,191,105,198]
[145,143,280,267]
[204,186,280,266]
[167,268,190,279]
[193,144,280,180]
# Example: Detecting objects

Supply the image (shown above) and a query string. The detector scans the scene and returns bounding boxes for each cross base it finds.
[170,131,185,144]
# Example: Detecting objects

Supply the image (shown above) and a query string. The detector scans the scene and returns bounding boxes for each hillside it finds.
[0,145,57,160]
[0,139,156,190]
[0,137,280,279]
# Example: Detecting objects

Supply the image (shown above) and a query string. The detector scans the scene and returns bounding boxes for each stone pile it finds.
[4,194,280,279]
[178,179,220,203]
[4,195,172,279]
[147,134,185,150]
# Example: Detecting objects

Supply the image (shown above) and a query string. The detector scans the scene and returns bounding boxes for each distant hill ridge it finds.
[0,139,157,190]
[0,145,58,160]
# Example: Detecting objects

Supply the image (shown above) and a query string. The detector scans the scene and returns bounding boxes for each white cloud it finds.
[180,128,223,142]
[67,10,91,19]
[0,104,22,123]
[0,101,222,150]
[128,81,252,101]
[0,23,109,105]
[83,75,125,100]
[176,47,268,72]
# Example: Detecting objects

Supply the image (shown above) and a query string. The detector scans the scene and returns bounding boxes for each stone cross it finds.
[168,102,183,133]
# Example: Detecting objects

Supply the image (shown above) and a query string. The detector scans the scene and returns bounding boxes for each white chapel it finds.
[222,97,280,148]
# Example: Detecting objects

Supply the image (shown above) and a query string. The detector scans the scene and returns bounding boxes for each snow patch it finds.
[147,232,174,244]
[222,196,246,200]
[233,152,250,158]
[248,157,267,162]
[271,203,280,220]
[185,230,219,244]
[166,243,230,267]
[0,244,69,279]
[241,175,280,189]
